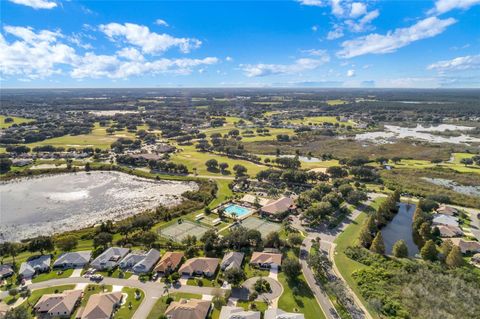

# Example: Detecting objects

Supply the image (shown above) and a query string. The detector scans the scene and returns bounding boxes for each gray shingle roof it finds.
[53,251,92,268]
[91,247,129,270]
[220,252,244,271]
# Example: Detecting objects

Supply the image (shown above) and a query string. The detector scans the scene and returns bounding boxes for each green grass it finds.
[114,287,144,319]
[186,277,218,287]
[289,116,354,126]
[243,263,269,278]
[27,123,137,150]
[278,272,325,319]
[147,292,202,319]
[333,198,385,319]
[31,268,74,283]
[326,99,347,105]
[0,115,33,129]
[236,300,268,312]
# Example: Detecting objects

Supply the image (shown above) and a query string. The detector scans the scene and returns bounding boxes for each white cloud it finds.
[331,0,345,16]
[71,54,218,79]
[302,49,329,57]
[327,25,344,40]
[429,0,480,15]
[347,69,356,77]
[338,17,456,58]
[117,47,144,61]
[8,0,56,9]
[99,22,201,54]
[155,19,169,27]
[225,56,233,62]
[350,2,367,18]
[242,57,330,77]
[427,55,480,71]
[0,26,77,79]
[312,25,319,32]
[297,0,324,6]
[345,9,379,32]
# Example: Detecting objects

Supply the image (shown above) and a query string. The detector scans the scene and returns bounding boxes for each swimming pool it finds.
[224,204,251,218]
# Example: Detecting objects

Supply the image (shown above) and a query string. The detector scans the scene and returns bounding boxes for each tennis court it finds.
[239,217,281,235]
[159,220,210,242]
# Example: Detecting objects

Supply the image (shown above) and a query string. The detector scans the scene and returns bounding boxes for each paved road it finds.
[1,276,226,319]
[294,199,374,319]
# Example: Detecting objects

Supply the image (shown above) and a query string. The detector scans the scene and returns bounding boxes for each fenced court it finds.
[239,217,281,235]
[159,220,210,242]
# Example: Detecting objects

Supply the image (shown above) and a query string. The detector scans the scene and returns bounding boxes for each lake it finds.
[0,171,198,242]
[382,203,419,257]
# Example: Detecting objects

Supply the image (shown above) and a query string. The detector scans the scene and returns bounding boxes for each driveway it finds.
[70,268,83,278]
[0,276,227,319]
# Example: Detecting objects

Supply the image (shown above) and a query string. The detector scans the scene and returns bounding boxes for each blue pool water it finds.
[224,204,251,217]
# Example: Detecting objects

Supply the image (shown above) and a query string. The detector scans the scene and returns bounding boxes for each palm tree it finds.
[163,284,170,297]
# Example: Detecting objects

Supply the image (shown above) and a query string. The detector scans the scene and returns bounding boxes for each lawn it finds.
[147,292,202,319]
[186,276,218,287]
[333,198,385,319]
[170,145,269,177]
[0,115,34,129]
[26,123,137,150]
[326,99,347,105]
[288,116,354,126]
[31,268,74,283]
[278,272,325,319]
[114,287,144,319]
[236,300,268,312]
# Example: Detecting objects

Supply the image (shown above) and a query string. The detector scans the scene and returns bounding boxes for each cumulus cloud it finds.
[345,9,379,32]
[0,26,76,79]
[347,69,355,77]
[99,22,201,54]
[429,0,480,15]
[427,55,480,71]
[331,0,345,16]
[338,17,456,58]
[297,0,324,6]
[327,24,344,40]
[0,25,218,80]
[242,57,329,77]
[71,54,218,79]
[225,56,233,62]
[350,2,367,18]
[8,0,56,9]
[155,19,169,27]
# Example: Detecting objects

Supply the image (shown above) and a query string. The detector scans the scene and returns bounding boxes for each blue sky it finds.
[1,0,479,88]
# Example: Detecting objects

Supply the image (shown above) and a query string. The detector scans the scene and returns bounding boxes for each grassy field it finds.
[333,198,385,319]
[26,123,140,150]
[171,145,269,177]
[278,272,325,319]
[0,115,33,129]
[147,292,202,318]
[326,99,347,105]
[390,158,480,174]
[289,116,354,126]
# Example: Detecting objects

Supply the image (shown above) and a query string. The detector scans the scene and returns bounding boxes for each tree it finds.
[445,246,464,268]
[370,231,385,255]
[93,232,113,249]
[0,158,13,173]
[440,239,453,261]
[223,267,245,287]
[288,233,303,247]
[420,240,438,262]
[85,162,91,172]
[283,257,302,279]
[264,232,282,249]
[205,159,218,170]
[359,225,373,248]
[392,240,408,258]
[219,162,229,172]
[460,158,473,166]
[4,306,30,319]
[56,236,78,251]
[140,231,158,248]
[233,164,247,177]
[28,236,54,254]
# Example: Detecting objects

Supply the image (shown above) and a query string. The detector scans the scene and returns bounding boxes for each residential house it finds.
[119,248,160,274]
[164,299,211,319]
[76,292,123,319]
[432,214,459,228]
[34,289,82,318]
[178,257,220,277]
[264,309,304,319]
[90,247,129,270]
[0,265,14,279]
[435,225,464,238]
[260,197,295,220]
[220,252,244,271]
[53,251,92,269]
[19,255,51,278]
[449,238,480,254]
[219,306,260,319]
[154,252,184,274]
[250,252,282,270]
[436,205,458,216]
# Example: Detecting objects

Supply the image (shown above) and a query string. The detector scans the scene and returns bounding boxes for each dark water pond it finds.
[382,203,419,257]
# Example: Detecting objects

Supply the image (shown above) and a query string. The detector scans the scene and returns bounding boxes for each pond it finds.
[279,155,322,162]
[422,177,480,197]
[352,124,480,145]
[382,203,419,257]
[0,171,198,242]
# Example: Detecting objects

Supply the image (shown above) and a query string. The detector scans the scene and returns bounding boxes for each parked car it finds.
[90,274,104,282]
